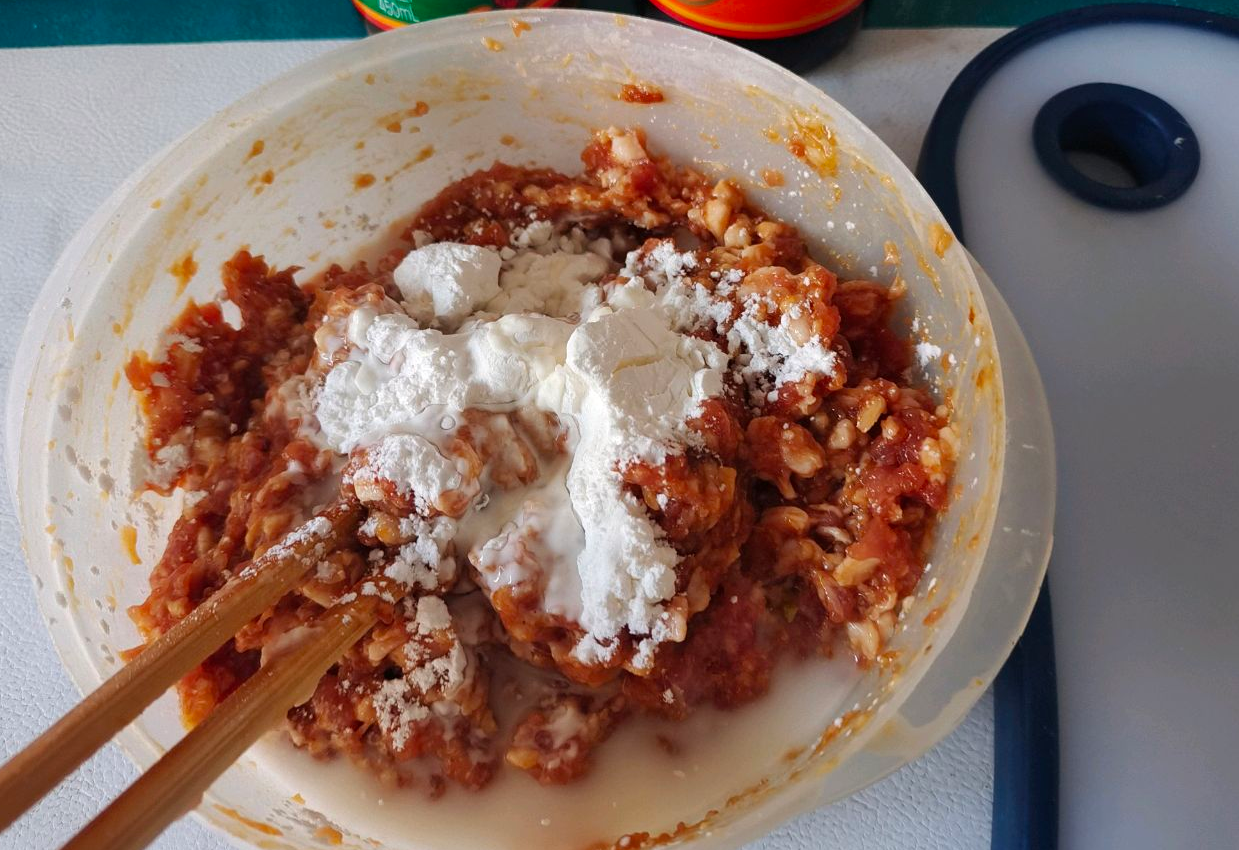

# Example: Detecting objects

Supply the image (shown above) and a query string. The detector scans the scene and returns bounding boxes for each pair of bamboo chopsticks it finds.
[0,499,368,850]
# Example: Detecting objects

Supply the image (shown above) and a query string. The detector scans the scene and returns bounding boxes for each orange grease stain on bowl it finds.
[510,18,531,37]
[761,168,784,187]
[482,36,504,52]
[380,102,427,134]
[974,363,993,390]
[589,710,881,850]
[119,185,204,334]
[353,173,376,190]
[618,82,665,104]
[248,168,275,196]
[383,145,435,183]
[245,139,264,161]
[812,709,866,757]
[315,825,344,845]
[915,251,942,295]
[785,109,838,178]
[930,222,954,258]
[119,525,140,565]
[213,805,282,837]
[167,251,198,296]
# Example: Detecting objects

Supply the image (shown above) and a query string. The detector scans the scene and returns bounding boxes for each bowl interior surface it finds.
[8,11,1030,850]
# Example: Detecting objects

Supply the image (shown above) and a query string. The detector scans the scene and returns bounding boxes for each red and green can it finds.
[648,0,863,39]
[352,0,560,30]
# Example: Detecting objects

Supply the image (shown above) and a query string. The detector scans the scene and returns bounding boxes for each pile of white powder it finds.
[311,223,838,665]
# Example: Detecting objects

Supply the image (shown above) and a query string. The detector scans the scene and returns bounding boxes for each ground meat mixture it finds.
[127,127,955,795]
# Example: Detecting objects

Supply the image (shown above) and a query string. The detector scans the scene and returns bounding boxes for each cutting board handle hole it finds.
[1033,83,1199,211]
[1062,150,1138,189]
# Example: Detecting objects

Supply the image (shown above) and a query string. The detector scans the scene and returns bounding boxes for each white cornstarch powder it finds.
[313,228,839,663]
[384,515,458,592]
[915,341,943,367]
[372,679,431,750]
[393,242,502,329]
[351,433,462,516]
[316,309,575,451]
[414,595,453,633]
[619,239,838,406]
[492,247,610,318]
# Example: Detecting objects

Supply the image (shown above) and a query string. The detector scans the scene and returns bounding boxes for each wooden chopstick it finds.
[0,499,361,831]
[61,593,380,850]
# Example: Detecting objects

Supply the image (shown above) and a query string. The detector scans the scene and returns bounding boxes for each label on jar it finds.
[649,0,863,39]
[352,0,559,30]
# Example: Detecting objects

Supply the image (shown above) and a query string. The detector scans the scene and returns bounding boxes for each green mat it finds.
[4,0,1237,48]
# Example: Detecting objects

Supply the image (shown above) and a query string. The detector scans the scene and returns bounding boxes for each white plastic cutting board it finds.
[950,20,1239,850]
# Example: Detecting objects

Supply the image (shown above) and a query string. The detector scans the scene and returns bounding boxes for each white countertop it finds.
[0,28,1005,850]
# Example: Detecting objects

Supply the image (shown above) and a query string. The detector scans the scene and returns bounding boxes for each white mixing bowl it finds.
[6,10,1053,849]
